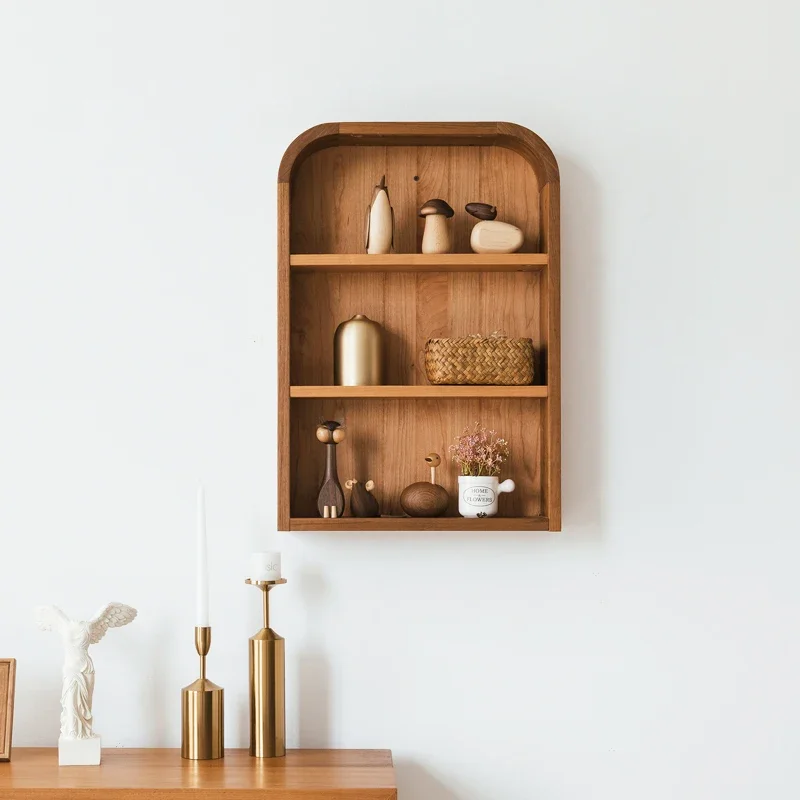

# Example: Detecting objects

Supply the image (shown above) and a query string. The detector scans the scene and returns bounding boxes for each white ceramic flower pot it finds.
[458,475,515,518]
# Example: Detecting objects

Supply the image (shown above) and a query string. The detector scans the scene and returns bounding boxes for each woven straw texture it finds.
[425,335,534,385]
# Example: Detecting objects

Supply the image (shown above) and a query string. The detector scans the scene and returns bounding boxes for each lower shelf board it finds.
[289,516,550,531]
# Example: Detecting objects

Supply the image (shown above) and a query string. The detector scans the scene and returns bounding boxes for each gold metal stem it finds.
[195,626,211,680]
[262,586,270,629]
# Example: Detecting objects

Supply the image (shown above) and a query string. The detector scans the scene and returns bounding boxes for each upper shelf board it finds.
[289,254,548,272]
[290,385,548,399]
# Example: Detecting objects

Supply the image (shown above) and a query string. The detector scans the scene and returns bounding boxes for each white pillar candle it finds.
[249,552,281,581]
[196,486,210,627]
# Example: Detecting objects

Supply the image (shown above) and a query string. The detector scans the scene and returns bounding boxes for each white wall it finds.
[1,1,799,797]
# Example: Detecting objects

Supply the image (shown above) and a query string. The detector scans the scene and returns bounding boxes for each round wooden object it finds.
[470,220,524,254]
[400,482,449,517]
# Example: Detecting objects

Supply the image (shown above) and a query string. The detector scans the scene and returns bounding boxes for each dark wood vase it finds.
[317,443,345,518]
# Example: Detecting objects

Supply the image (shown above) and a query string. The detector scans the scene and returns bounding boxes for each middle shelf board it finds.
[290,385,548,399]
[290,253,548,272]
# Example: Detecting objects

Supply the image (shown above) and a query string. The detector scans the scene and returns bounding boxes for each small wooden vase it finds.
[400,453,449,517]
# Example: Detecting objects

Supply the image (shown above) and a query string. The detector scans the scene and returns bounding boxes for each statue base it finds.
[59,734,102,765]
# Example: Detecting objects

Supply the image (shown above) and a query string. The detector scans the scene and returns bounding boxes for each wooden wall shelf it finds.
[278,122,561,532]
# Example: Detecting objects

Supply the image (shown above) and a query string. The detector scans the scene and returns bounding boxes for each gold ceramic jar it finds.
[333,314,383,385]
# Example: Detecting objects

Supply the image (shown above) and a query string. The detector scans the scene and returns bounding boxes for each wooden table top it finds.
[0,748,397,799]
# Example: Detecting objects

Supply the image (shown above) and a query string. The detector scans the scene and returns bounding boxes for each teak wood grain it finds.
[289,386,548,399]
[291,270,543,387]
[289,253,548,272]
[0,748,397,799]
[277,122,561,531]
[289,516,549,532]
[290,398,544,519]
[0,660,14,762]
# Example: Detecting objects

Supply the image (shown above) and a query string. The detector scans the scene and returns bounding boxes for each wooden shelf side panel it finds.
[290,398,544,520]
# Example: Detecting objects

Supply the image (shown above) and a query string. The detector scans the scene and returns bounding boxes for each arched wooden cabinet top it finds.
[278,121,559,186]
[277,122,561,532]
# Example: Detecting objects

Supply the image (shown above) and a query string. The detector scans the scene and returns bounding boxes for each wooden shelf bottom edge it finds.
[288,516,550,531]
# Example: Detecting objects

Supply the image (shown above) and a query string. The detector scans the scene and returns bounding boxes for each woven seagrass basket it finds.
[424,334,534,386]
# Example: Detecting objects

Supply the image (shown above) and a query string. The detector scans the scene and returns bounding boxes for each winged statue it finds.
[35,602,137,740]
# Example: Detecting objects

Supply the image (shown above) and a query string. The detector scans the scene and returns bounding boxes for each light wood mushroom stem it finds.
[422,215,451,254]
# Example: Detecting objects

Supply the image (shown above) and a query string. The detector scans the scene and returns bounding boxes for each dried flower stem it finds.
[449,422,510,477]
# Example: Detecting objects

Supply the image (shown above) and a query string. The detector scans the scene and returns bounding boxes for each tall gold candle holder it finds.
[181,626,224,760]
[245,578,287,758]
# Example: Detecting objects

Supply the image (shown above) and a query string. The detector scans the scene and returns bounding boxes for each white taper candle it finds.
[196,486,209,626]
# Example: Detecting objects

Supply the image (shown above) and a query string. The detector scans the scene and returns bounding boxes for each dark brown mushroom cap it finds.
[419,199,454,218]
[465,202,497,220]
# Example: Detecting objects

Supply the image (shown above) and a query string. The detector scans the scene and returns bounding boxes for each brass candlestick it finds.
[181,626,224,760]
[246,578,287,758]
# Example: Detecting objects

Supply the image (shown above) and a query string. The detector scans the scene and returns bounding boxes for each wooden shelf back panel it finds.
[289,386,549,399]
[290,145,541,255]
[291,270,544,386]
[290,398,544,519]
[289,254,548,272]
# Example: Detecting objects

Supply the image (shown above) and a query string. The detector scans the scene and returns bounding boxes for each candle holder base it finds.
[181,626,224,760]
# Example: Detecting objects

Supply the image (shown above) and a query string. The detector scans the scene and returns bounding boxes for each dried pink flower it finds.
[449,422,510,476]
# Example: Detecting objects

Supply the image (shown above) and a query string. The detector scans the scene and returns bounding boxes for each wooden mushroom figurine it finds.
[419,199,455,254]
[365,175,394,255]
[316,421,346,518]
[345,479,380,517]
[400,452,449,517]
[466,202,524,254]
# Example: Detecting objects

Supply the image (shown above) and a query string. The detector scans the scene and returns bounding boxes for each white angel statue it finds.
[35,602,136,764]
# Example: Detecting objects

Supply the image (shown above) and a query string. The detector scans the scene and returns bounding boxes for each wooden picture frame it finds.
[0,658,16,761]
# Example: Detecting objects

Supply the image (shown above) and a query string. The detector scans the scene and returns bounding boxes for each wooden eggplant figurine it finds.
[365,175,394,255]
[466,202,524,254]
[419,199,454,254]
[316,420,346,518]
[345,479,380,517]
[400,452,449,517]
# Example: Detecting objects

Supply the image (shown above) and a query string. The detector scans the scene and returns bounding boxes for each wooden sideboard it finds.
[0,748,397,799]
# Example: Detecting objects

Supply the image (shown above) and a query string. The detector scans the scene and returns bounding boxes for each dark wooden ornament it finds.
[465,202,498,220]
[418,198,455,218]
[316,421,346,517]
[346,479,380,517]
[400,482,449,517]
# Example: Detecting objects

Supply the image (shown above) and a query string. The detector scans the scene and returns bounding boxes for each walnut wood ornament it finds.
[400,453,449,517]
[465,202,497,221]
[364,175,394,255]
[316,421,346,518]
[466,202,524,254]
[419,199,454,254]
[345,479,380,517]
